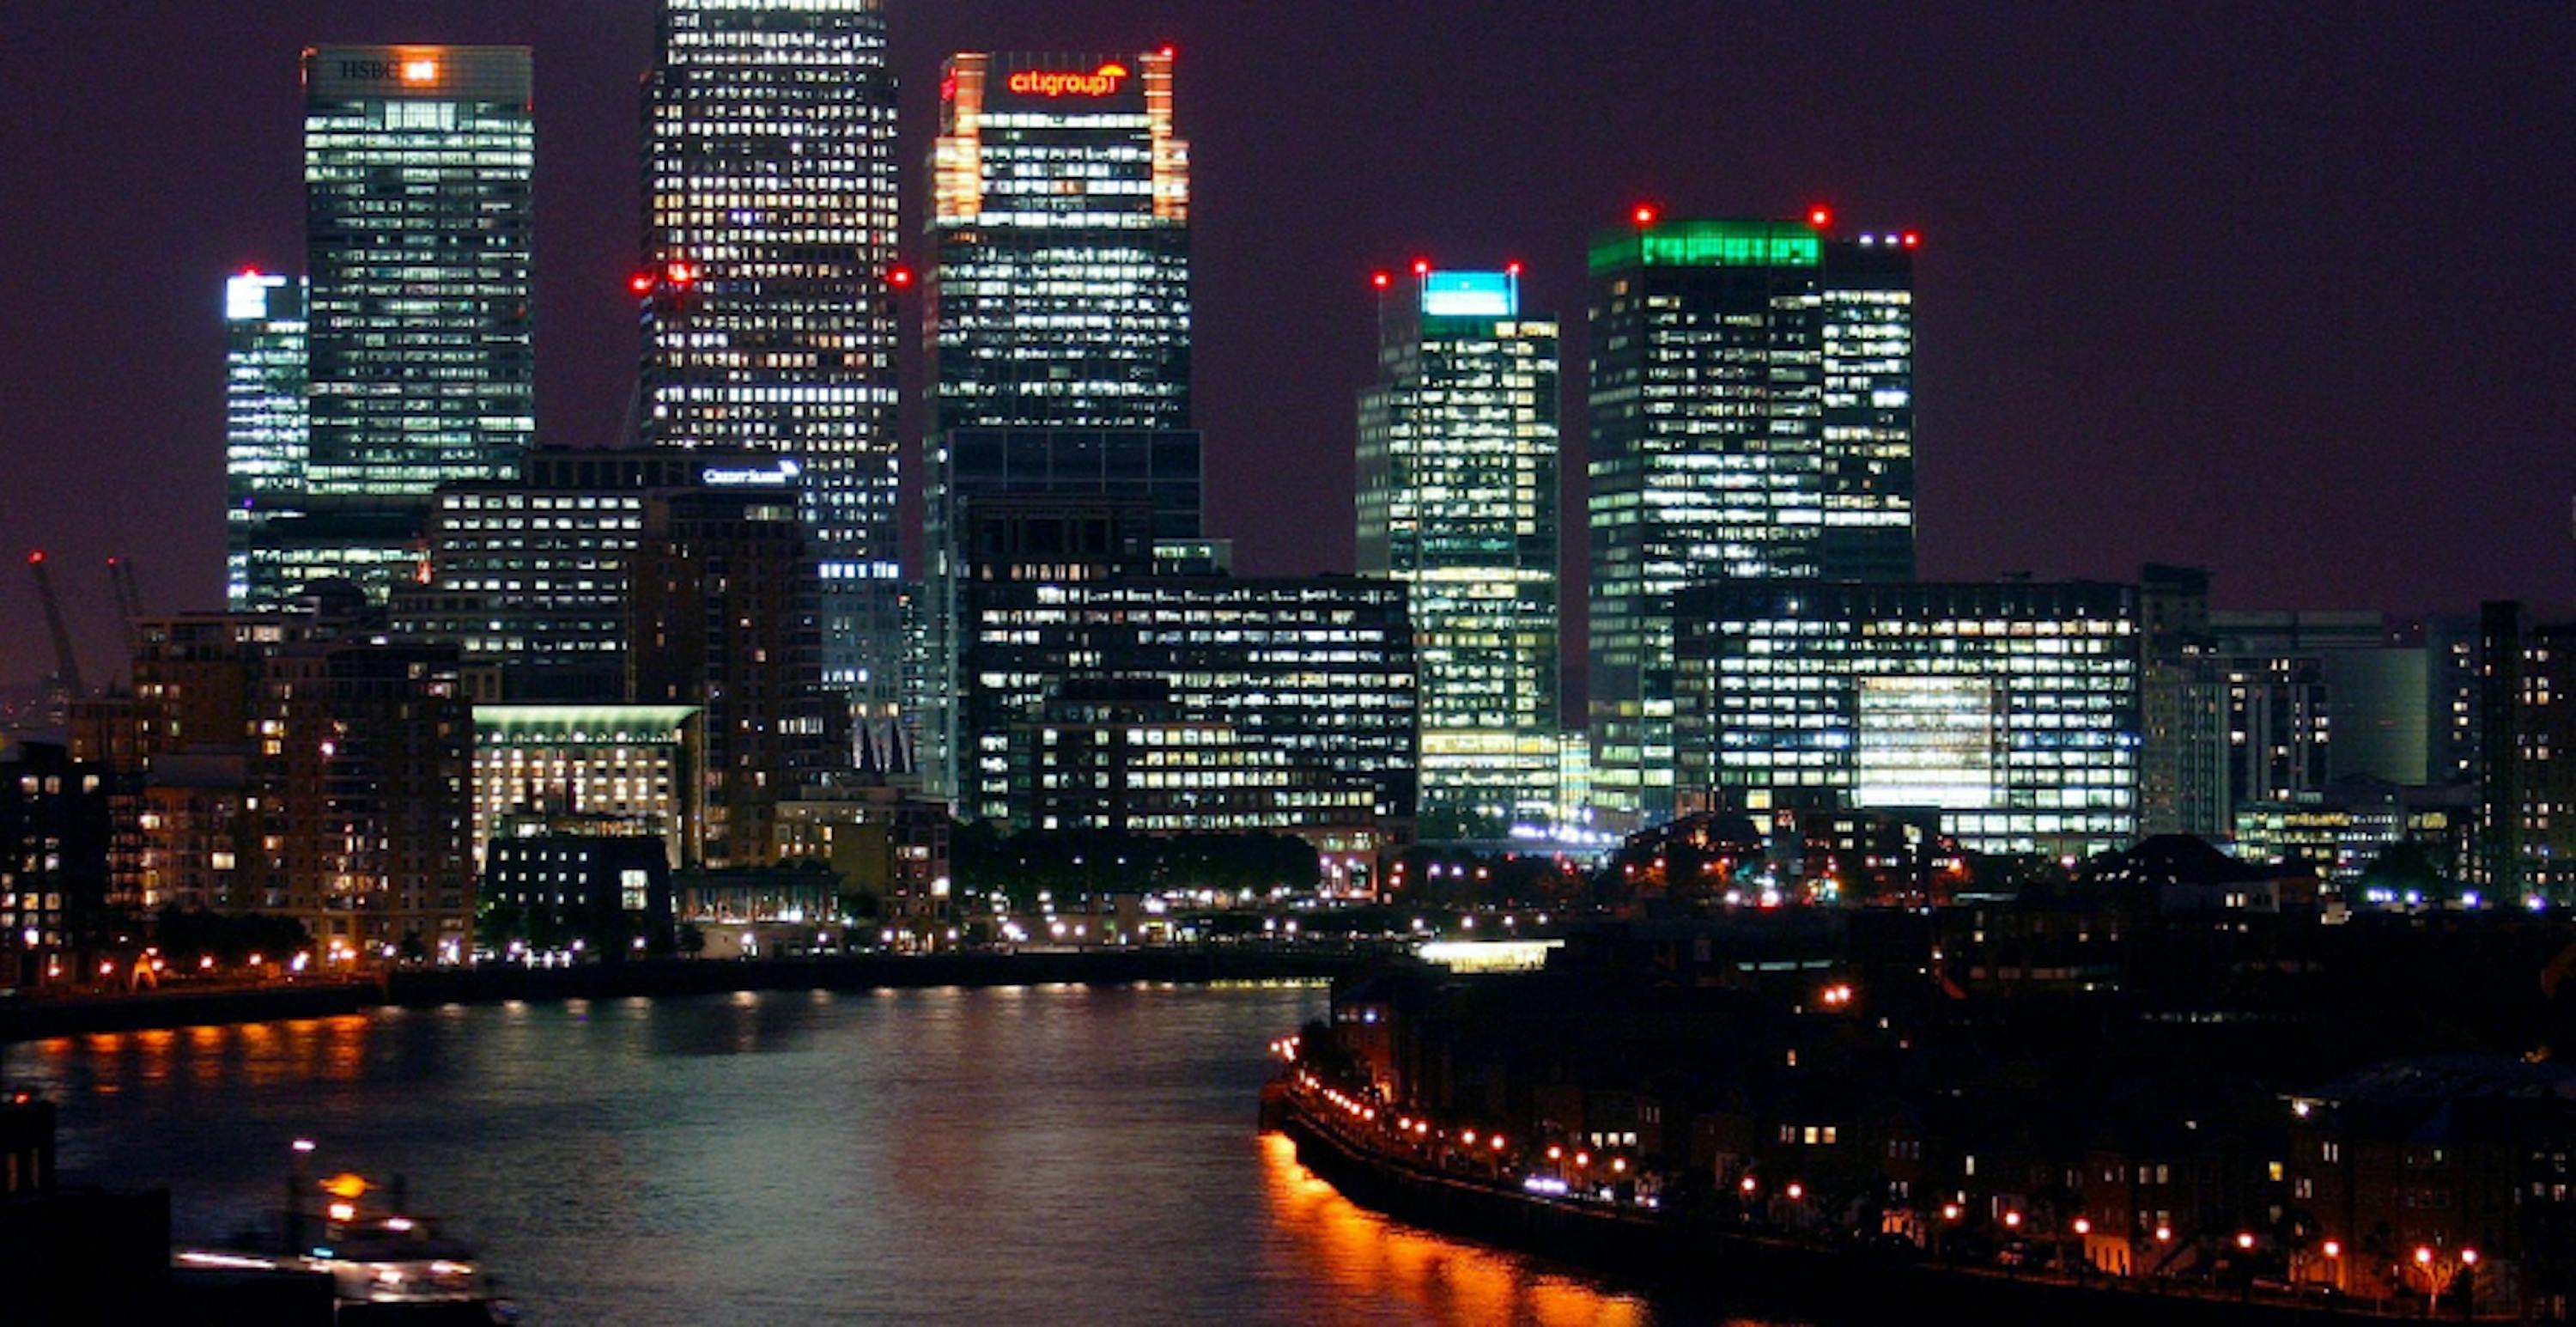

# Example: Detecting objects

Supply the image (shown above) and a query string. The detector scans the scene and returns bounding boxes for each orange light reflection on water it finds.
[1258,1132,1652,1327]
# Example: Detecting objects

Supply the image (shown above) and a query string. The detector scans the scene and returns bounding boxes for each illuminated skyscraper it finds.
[1358,267,1559,837]
[641,0,904,740]
[1586,213,1917,828]
[297,46,534,599]
[923,49,1194,799]
[930,49,1190,432]
[223,271,308,610]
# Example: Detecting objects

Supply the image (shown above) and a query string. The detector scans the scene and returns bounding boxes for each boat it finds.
[173,1166,519,1324]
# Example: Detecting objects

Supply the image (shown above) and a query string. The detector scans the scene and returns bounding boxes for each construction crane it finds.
[106,555,142,623]
[27,550,83,700]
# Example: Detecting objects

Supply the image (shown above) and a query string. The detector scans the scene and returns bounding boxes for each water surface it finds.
[4,983,1776,1325]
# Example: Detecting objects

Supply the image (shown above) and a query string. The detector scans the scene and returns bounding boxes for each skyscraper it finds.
[641,0,904,742]
[223,271,308,611]
[1585,212,1917,829]
[1358,266,1560,837]
[923,48,1194,799]
[295,46,534,600]
[930,49,1190,432]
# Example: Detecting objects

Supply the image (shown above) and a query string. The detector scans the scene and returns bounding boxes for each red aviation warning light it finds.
[666,261,698,285]
[1807,204,1834,229]
[1370,271,1393,290]
[1504,260,1523,277]
[1159,44,1177,58]
[1410,258,1431,277]
[1631,203,1660,228]
[628,272,656,295]
[888,265,916,289]
[1900,230,1922,249]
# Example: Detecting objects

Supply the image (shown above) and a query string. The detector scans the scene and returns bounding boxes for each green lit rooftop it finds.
[1588,219,1821,274]
[474,704,700,742]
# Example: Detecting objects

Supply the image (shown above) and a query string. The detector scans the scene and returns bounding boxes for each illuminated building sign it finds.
[331,58,439,83]
[1419,271,1516,320]
[699,459,800,487]
[1006,63,1129,97]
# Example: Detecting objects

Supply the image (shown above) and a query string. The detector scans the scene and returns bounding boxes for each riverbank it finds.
[1268,1092,2488,1325]
[0,946,1362,1043]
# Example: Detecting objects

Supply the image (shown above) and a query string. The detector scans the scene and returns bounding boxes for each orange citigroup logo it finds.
[1007,63,1130,97]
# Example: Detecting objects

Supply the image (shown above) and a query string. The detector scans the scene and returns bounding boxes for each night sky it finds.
[3,2,2573,697]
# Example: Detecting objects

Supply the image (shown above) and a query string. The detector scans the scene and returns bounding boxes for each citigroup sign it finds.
[1006,63,1130,97]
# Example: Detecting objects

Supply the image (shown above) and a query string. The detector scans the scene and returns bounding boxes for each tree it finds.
[2359,839,2450,900]
[477,899,528,953]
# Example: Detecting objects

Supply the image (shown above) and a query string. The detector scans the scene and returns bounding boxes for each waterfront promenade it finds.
[0,945,1367,1044]
[1268,1071,2520,1324]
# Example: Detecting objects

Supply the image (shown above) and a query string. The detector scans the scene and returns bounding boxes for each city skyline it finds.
[5,2,2574,693]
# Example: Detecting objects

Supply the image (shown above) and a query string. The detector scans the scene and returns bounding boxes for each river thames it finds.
[2,983,1823,1324]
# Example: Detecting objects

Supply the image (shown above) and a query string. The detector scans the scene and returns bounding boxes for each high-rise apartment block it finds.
[641,1,905,735]
[2474,600,2576,903]
[0,740,113,991]
[627,484,845,867]
[1358,268,1559,837]
[1587,216,1917,828]
[261,638,475,958]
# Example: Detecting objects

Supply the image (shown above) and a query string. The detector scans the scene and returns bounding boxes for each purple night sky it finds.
[2,2,2572,697]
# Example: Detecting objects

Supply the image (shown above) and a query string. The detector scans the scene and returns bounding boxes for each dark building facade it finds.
[260,639,474,959]
[0,742,112,991]
[392,447,790,701]
[2476,600,2576,902]
[481,827,674,957]
[628,486,846,867]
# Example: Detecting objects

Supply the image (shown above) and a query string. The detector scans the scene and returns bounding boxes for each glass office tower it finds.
[924,49,1194,799]
[1673,579,2138,861]
[299,46,534,599]
[1358,267,1559,837]
[224,271,308,610]
[1586,215,1916,829]
[930,49,1189,431]
[641,0,904,741]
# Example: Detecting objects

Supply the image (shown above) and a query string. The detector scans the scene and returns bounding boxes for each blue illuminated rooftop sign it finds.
[1419,271,1516,319]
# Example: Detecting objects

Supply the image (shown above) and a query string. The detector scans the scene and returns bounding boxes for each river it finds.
[2,983,1817,1325]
